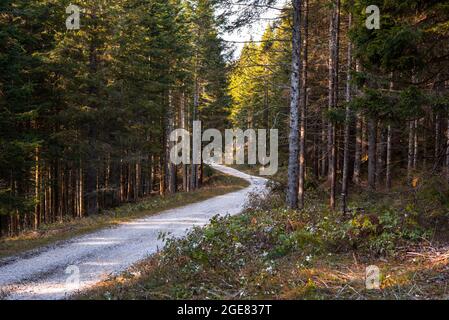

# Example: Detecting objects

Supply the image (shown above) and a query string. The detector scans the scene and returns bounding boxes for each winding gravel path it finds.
[0,165,268,300]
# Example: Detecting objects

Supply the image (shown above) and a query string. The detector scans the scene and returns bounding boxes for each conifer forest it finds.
[1,0,449,302]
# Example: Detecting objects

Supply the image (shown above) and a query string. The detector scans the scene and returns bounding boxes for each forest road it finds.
[0,164,268,300]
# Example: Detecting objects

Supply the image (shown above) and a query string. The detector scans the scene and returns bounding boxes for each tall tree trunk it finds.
[78,165,83,217]
[159,154,165,195]
[119,159,125,202]
[435,114,440,168]
[127,160,133,201]
[286,0,302,209]
[328,0,340,209]
[386,76,394,190]
[298,0,308,209]
[166,91,176,194]
[321,114,327,178]
[386,125,393,190]
[413,119,419,170]
[85,36,99,216]
[313,120,320,179]
[353,114,362,184]
[376,127,387,187]
[407,121,415,181]
[110,157,120,207]
[34,147,41,230]
[446,119,449,181]
[342,13,352,213]
[135,160,141,199]
[191,76,200,191]
[368,118,377,189]
[180,90,189,192]
[353,61,362,185]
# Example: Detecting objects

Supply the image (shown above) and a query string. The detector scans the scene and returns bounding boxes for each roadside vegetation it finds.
[0,169,248,259]
[81,167,449,300]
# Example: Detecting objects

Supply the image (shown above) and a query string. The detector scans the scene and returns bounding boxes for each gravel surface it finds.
[0,165,268,300]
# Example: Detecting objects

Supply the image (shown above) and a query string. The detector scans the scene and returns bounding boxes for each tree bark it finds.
[34,147,41,230]
[342,13,352,213]
[446,119,449,181]
[386,76,394,190]
[328,0,340,209]
[84,35,99,216]
[386,125,393,190]
[286,0,302,209]
[413,119,419,170]
[435,114,440,167]
[353,114,362,184]
[321,114,327,178]
[368,118,377,189]
[407,120,415,182]
[166,90,176,194]
[353,61,362,185]
[376,127,387,187]
[191,76,200,191]
[180,90,189,192]
[298,0,308,209]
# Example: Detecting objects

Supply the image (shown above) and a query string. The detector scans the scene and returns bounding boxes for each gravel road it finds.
[0,165,268,300]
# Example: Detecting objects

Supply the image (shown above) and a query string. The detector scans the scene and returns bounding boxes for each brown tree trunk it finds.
[368,118,377,189]
[127,160,133,201]
[413,119,419,170]
[446,119,449,181]
[353,61,362,185]
[386,125,393,190]
[180,90,189,192]
[385,76,394,190]
[84,36,99,216]
[376,127,387,188]
[435,114,440,168]
[407,121,415,181]
[135,160,141,200]
[79,165,83,218]
[34,147,41,230]
[321,114,327,178]
[166,91,176,194]
[342,13,352,213]
[353,114,362,184]
[298,0,308,209]
[327,0,340,209]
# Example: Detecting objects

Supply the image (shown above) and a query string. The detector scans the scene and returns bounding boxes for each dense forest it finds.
[229,0,449,211]
[0,0,230,236]
[2,0,449,301]
[2,0,449,234]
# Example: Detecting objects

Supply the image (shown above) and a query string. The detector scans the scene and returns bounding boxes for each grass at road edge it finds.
[79,166,449,300]
[0,168,249,259]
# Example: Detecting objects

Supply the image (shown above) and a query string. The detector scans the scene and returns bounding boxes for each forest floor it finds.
[0,168,249,259]
[0,165,262,300]
[80,166,449,300]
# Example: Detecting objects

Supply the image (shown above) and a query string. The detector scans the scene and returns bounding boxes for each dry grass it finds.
[77,168,449,300]
[79,243,449,300]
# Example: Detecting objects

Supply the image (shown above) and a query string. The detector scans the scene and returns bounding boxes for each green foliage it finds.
[229,18,291,131]
[341,209,426,255]
[269,228,322,259]
[407,175,449,219]
[398,86,427,118]
[84,182,448,300]
[0,0,231,232]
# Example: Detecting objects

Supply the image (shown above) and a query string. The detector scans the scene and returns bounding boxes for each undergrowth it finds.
[81,172,449,300]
